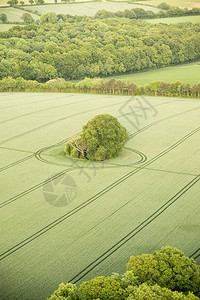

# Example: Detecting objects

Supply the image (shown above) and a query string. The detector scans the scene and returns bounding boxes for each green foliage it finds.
[0,14,8,23]
[21,13,35,24]
[7,0,18,6]
[157,2,171,10]
[0,16,199,82]
[127,283,200,300]
[79,276,129,300]
[81,114,129,160]
[94,145,107,161]
[127,246,200,296]
[48,247,200,300]
[0,76,199,98]
[65,114,129,161]
[47,282,79,300]
[40,12,58,24]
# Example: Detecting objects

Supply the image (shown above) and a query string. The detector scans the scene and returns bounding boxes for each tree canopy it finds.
[0,15,199,82]
[65,114,129,161]
[47,246,200,300]
[127,246,200,296]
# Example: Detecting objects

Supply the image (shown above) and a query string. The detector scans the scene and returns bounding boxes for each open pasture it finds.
[0,24,23,31]
[136,0,200,9]
[23,2,160,16]
[102,61,200,85]
[0,93,199,299]
[0,7,39,22]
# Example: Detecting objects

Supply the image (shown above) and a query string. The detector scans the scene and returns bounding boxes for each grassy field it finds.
[0,24,24,31]
[146,15,200,24]
[0,93,199,300]
[102,61,200,85]
[23,2,160,16]
[0,0,92,6]
[0,7,39,22]
[135,0,200,9]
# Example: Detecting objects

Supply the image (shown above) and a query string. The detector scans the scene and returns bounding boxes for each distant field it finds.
[102,61,200,85]
[146,15,200,24]
[0,24,23,31]
[0,7,39,22]
[23,2,160,16]
[135,0,200,9]
[0,93,199,300]
[0,0,94,6]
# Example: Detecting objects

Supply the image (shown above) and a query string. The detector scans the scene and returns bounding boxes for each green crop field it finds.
[146,15,200,24]
[102,61,200,85]
[0,93,199,300]
[23,2,160,16]
[0,7,39,22]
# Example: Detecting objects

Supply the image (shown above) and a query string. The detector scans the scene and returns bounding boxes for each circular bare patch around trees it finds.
[65,114,129,161]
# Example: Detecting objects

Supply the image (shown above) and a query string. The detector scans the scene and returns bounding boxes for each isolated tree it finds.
[21,13,35,24]
[83,114,129,160]
[65,114,129,161]
[29,0,34,4]
[0,13,8,23]
[20,0,24,4]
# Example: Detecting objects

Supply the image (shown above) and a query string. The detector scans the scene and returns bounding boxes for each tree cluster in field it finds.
[1,77,200,98]
[65,114,129,161]
[0,16,199,82]
[95,6,200,20]
[47,246,200,299]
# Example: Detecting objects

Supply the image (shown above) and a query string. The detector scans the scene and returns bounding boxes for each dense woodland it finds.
[0,13,200,83]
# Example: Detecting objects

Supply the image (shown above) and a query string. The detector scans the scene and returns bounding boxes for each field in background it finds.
[0,93,199,300]
[0,24,23,31]
[146,15,200,24]
[0,7,39,22]
[0,0,93,6]
[135,0,200,9]
[100,61,200,85]
[23,2,160,16]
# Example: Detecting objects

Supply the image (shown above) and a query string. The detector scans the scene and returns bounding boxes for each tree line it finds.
[94,6,200,20]
[47,246,200,299]
[0,15,199,82]
[0,77,199,98]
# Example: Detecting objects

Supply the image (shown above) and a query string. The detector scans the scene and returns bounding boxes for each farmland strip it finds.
[0,154,34,172]
[69,174,200,284]
[0,95,111,125]
[0,100,129,145]
[0,126,199,260]
[190,248,200,260]
[0,94,71,110]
